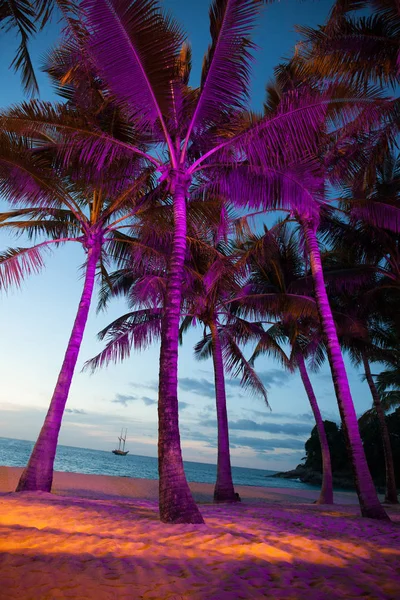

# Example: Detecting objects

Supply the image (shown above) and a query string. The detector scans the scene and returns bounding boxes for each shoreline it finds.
[0,465,364,504]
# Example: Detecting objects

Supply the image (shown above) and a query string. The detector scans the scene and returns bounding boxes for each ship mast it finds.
[120,428,127,452]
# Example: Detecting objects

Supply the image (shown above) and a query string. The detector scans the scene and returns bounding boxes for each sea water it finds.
[0,436,319,491]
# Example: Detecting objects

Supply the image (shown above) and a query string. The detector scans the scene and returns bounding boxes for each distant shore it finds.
[269,464,356,490]
[269,464,392,495]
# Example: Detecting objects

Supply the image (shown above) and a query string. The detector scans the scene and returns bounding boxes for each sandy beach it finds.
[0,467,399,599]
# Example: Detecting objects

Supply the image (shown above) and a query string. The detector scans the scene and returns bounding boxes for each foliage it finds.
[303,420,348,474]
[303,412,400,488]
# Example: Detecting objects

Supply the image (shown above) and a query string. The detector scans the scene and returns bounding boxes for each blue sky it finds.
[0,0,376,471]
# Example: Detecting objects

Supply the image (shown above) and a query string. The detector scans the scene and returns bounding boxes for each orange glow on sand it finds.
[0,467,399,599]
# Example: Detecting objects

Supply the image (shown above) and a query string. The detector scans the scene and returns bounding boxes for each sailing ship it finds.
[112,428,129,455]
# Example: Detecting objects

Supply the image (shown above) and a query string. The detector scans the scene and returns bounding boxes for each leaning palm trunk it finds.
[209,318,237,503]
[301,217,388,520]
[16,241,101,492]
[297,352,333,504]
[158,177,204,524]
[362,353,398,504]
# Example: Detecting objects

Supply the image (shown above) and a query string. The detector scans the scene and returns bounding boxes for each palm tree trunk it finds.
[16,240,101,492]
[362,353,398,504]
[301,217,388,520]
[209,318,237,503]
[158,174,204,524]
[296,352,333,504]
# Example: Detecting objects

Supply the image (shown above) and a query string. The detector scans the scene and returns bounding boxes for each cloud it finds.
[199,418,311,437]
[225,379,242,389]
[111,393,138,407]
[137,381,158,391]
[197,403,215,421]
[179,401,190,410]
[258,369,290,388]
[112,393,158,407]
[182,426,305,454]
[243,408,315,423]
[142,396,157,406]
[229,434,305,453]
[180,428,217,448]
[179,377,215,398]
[65,408,86,415]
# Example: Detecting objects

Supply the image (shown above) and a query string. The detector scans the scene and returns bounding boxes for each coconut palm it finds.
[181,242,268,503]
[333,281,400,504]
[324,146,400,503]
[375,351,400,412]
[236,222,334,504]
[2,0,341,523]
[0,128,153,492]
[253,318,335,505]
[2,0,389,522]
[87,216,268,504]
[261,55,392,518]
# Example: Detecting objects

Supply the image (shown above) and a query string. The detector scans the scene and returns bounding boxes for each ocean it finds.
[0,436,319,491]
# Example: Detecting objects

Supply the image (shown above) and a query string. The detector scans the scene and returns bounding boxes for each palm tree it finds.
[332,285,399,504]
[87,218,268,504]
[3,0,388,522]
[262,54,391,518]
[182,241,268,503]
[253,321,334,505]
[324,147,400,503]
[296,214,389,518]
[0,129,152,492]
[1,0,338,523]
[296,350,333,504]
[362,351,399,503]
[237,222,334,504]
[375,339,400,409]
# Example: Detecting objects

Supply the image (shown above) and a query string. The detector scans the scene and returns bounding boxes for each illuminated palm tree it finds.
[2,0,388,522]
[183,242,268,503]
[87,220,268,504]
[325,147,400,503]
[259,55,392,518]
[237,222,334,504]
[0,130,153,492]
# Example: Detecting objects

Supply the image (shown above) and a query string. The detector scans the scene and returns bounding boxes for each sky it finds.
[0,0,377,472]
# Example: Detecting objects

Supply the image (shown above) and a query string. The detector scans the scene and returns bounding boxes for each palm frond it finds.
[380,390,400,412]
[179,314,195,345]
[84,307,162,372]
[2,0,39,96]
[84,0,184,130]
[188,0,259,135]
[350,200,400,234]
[233,291,318,322]
[193,332,213,360]
[222,334,269,406]
[1,101,156,172]
[0,217,81,240]
[250,326,292,371]
[296,12,400,87]
[0,243,52,290]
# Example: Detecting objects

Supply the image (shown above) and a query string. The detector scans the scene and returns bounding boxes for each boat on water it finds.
[112,429,129,455]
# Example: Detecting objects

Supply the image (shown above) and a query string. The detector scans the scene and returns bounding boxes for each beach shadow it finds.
[0,542,399,599]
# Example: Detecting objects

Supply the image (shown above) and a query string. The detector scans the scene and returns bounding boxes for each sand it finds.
[0,467,399,599]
